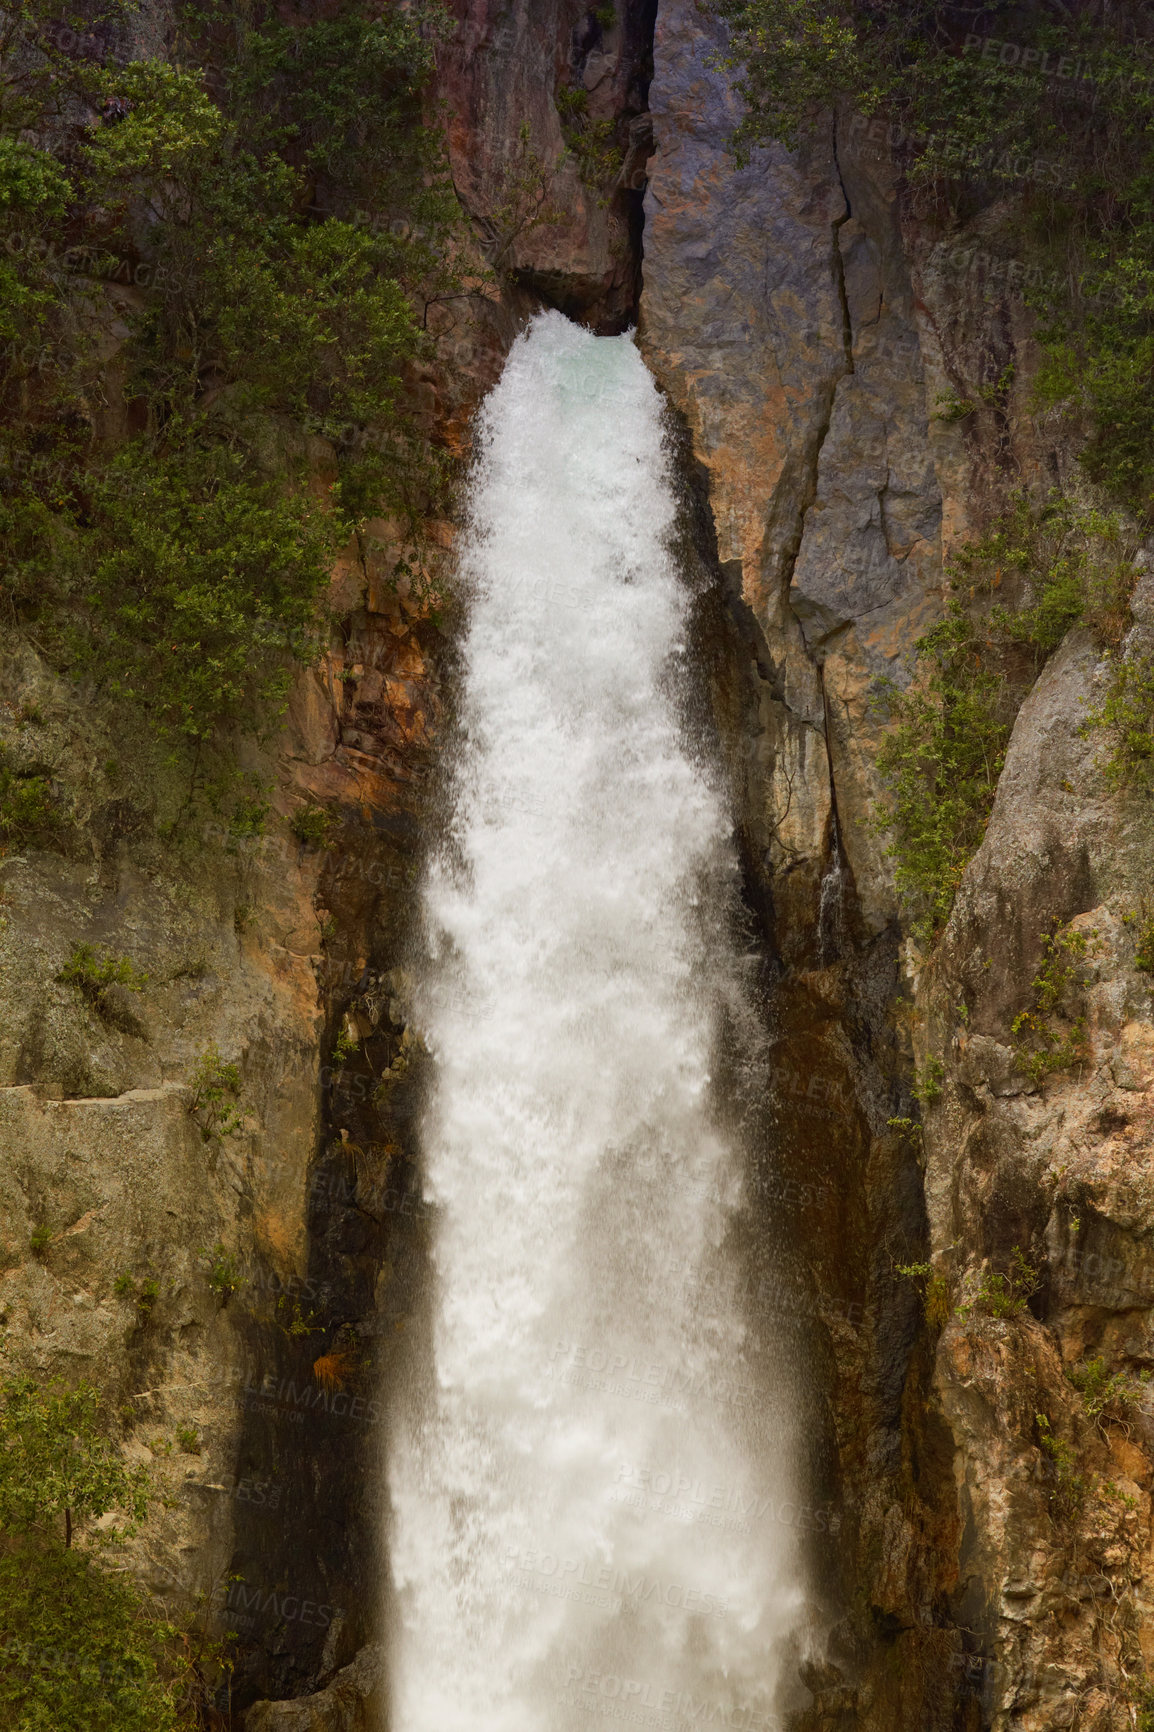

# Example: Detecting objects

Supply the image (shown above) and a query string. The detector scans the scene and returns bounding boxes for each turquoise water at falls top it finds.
[385,312,805,1731]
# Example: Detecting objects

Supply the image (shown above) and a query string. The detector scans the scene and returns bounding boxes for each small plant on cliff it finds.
[58,943,148,1025]
[910,1057,944,1104]
[188,1046,243,1142]
[275,1295,324,1340]
[0,750,61,851]
[555,84,624,193]
[886,1115,923,1154]
[1124,903,1154,974]
[1087,649,1154,790]
[1133,1679,1154,1731]
[872,604,1013,942]
[1035,1412,1088,1526]
[28,1224,51,1259]
[332,1025,359,1068]
[1068,1357,1150,1434]
[1011,923,1101,1085]
[959,1247,1040,1321]
[200,1243,243,1303]
[290,803,334,848]
[895,1261,952,1330]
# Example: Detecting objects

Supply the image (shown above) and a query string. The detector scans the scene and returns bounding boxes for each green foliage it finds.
[0,1378,148,1547]
[709,0,1154,519]
[58,440,337,743]
[1087,647,1154,789]
[276,1295,324,1339]
[0,752,60,851]
[873,605,1012,940]
[188,1045,242,1141]
[1134,1678,1154,1732]
[1036,1411,1087,1525]
[0,1547,184,1731]
[0,0,458,757]
[332,1026,359,1067]
[873,496,1140,940]
[1068,1356,1149,1431]
[58,944,148,1025]
[227,796,269,842]
[1126,904,1154,974]
[911,1056,944,1104]
[0,1372,221,1726]
[113,1275,161,1321]
[895,1260,951,1329]
[200,1243,242,1301]
[885,1115,923,1152]
[28,1225,50,1260]
[555,84,624,192]
[959,1247,1040,1321]
[1011,923,1100,1085]
[477,121,563,274]
[290,803,334,847]
[175,1426,201,1456]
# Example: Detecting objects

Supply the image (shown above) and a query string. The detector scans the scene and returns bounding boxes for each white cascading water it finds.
[386,312,806,1731]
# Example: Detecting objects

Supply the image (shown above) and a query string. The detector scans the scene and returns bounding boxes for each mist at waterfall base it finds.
[385,312,807,1731]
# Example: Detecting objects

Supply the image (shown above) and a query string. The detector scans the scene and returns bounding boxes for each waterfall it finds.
[386,312,806,1731]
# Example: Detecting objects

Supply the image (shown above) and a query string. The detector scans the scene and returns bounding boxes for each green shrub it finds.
[66,441,337,744]
[959,1247,1040,1321]
[188,1046,242,1141]
[1126,905,1154,974]
[0,1547,185,1730]
[873,497,1141,940]
[58,944,148,1023]
[200,1243,242,1301]
[1068,1356,1149,1431]
[332,1026,359,1067]
[885,1115,923,1153]
[175,1426,201,1455]
[1134,1678,1154,1732]
[290,803,334,847]
[28,1225,50,1259]
[895,1260,951,1329]
[872,604,1014,941]
[911,1057,944,1104]
[1036,1411,1087,1526]
[1087,649,1154,790]
[227,795,269,843]
[0,1376,148,1547]
[555,83,624,191]
[0,752,60,850]
[1,0,458,759]
[0,1373,222,1726]
[1011,923,1100,1085]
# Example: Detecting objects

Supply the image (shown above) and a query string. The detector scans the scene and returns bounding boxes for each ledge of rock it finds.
[244,1645,383,1731]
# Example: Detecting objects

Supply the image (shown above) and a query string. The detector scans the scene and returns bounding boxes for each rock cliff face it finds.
[638,5,1154,1730]
[5,1,1154,1728]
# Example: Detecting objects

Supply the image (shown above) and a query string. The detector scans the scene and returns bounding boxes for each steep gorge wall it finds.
[639,5,1154,1730]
